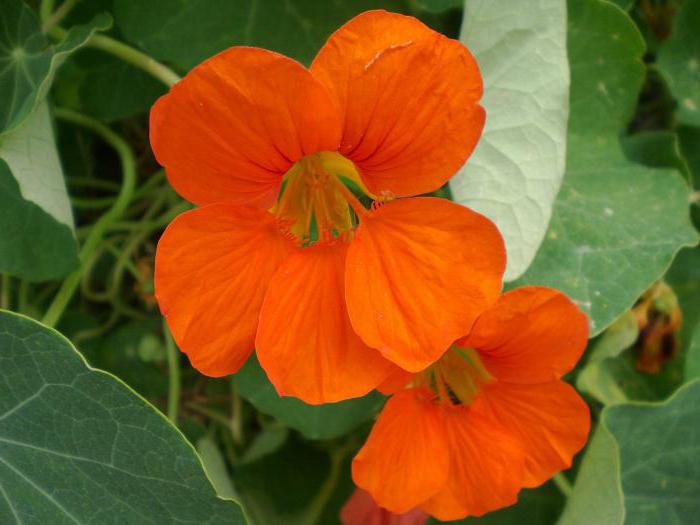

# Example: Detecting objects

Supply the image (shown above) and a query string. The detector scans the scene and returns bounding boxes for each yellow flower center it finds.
[272,152,375,242]
[416,346,494,406]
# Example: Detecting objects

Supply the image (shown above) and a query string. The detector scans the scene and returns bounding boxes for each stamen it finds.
[329,175,369,218]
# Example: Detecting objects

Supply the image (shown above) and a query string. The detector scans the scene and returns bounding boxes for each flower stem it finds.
[553,472,573,497]
[230,380,244,445]
[164,321,181,425]
[42,0,81,33]
[42,108,136,327]
[88,34,181,87]
[1,275,10,310]
[48,26,181,87]
[39,0,55,23]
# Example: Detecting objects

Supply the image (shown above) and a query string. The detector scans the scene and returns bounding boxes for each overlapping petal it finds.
[256,243,395,404]
[311,10,485,197]
[352,388,450,514]
[471,380,590,487]
[421,407,524,521]
[458,287,589,383]
[150,47,342,208]
[155,204,294,376]
[346,198,505,372]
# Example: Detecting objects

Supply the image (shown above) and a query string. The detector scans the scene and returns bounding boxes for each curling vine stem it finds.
[49,26,181,87]
[553,472,573,498]
[42,108,136,327]
[42,0,81,33]
[164,321,181,425]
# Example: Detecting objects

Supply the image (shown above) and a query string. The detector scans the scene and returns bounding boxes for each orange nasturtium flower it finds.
[352,287,590,520]
[151,10,504,404]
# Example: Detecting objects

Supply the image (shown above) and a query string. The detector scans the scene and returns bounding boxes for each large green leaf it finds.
[0,310,246,524]
[515,0,697,335]
[234,356,384,440]
[451,0,569,280]
[656,0,700,126]
[0,103,79,281]
[560,379,700,525]
[113,0,405,69]
[0,0,111,134]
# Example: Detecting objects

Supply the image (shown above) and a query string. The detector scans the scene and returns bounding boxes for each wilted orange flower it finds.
[151,10,502,404]
[352,287,590,520]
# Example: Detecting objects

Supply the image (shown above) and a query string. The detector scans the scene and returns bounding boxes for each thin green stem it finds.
[1,275,10,310]
[88,33,180,87]
[49,26,180,87]
[39,0,55,23]
[186,402,232,428]
[42,108,136,327]
[42,0,81,33]
[17,280,29,314]
[230,380,244,445]
[302,447,349,524]
[164,321,181,425]
[552,472,573,498]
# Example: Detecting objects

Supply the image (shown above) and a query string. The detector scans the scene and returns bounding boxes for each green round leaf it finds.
[514,0,697,336]
[452,0,570,281]
[0,310,246,524]
[657,0,700,126]
[561,379,700,525]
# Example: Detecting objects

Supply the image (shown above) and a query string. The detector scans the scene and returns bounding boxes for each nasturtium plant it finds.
[0,0,699,523]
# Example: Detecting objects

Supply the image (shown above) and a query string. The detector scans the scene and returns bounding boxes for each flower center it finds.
[272,152,371,242]
[416,346,494,406]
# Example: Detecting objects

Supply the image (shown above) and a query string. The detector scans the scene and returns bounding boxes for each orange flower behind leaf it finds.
[152,10,500,404]
[352,287,590,520]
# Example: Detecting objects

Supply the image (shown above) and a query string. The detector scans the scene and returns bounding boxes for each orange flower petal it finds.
[256,243,394,404]
[150,47,342,208]
[458,287,589,383]
[311,10,484,197]
[340,488,429,525]
[346,198,505,372]
[352,388,450,514]
[471,380,590,487]
[421,407,525,521]
[376,365,415,395]
[155,204,294,376]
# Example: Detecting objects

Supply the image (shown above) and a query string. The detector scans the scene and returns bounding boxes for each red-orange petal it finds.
[471,380,590,487]
[346,198,505,372]
[150,46,342,208]
[352,388,450,514]
[420,406,525,521]
[310,10,484,197]
[458,287,589,383]
[256,243,395,404]
[155,204,294,376]
[340,488,429,525]
[376,365,415,396]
